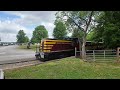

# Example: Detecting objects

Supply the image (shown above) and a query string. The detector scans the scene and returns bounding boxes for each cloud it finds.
[0,33,16,42]
[0,11,57,42]
[0,20,19,34]
[41,22,55,38]
[5,11,56,26]
[0,19,33,42]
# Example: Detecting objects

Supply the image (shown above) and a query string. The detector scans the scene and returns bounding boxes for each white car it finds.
[3,43,9,46]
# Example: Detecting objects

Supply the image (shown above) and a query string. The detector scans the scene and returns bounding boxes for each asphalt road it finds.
[0,45,35,64]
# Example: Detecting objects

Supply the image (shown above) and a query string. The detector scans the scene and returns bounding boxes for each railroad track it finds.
[0,56,74,70]
[0,58,43,70]
[0,58,62,70]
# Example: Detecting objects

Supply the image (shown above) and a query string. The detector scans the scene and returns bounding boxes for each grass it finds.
[4,57,120,79]
[18,45,37,51]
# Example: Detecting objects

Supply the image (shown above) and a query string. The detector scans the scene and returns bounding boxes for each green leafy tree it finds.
[25,36,29,43]
[71,28,84,38]
[53,20,67,39]
[56,11,97,59]
[31,25,48,43]
[86,30,95,41]
[16,30,27,44]
[93,11,120,49]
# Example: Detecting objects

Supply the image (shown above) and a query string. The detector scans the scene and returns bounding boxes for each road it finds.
[0,45,35,64]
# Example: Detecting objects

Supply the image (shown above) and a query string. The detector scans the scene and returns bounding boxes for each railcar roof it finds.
[44,37,78,40]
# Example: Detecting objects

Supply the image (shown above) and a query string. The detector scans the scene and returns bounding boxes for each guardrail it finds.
[0,69,4,79]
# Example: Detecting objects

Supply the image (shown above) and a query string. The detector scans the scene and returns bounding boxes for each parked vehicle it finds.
[3,43,9,46]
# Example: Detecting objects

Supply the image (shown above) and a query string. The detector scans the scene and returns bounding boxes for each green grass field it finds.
[18,45,37,51]
[4,57,120,79]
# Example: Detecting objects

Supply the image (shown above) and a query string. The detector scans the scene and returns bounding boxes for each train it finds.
[35,38,104,61]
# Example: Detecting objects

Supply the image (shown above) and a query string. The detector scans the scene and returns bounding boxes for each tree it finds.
[16,30,27,44]
[31,25,48,44]
[56,11,96,60]
[93,11,120,49]
[53,20,67,39]
[86,30,95,41]
[25,36,29,43]
[71,28,83,39]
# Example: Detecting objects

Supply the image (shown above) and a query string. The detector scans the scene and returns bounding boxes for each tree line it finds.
[16,21,67,44]
[16,25,48,44]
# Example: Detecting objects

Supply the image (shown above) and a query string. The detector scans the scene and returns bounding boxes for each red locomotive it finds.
[35,38,103,61]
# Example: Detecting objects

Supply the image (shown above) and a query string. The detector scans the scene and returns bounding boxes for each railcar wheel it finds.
[40,59,45,62]
[59,55,65,59]
[36,55,45,62]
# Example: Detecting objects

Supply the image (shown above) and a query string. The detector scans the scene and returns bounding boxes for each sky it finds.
[0,11,57,42]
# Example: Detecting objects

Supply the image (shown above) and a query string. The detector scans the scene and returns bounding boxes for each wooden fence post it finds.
[104,50,105,60]
[117,47,120,61]
[75,47,76,58]
[93,50,95,61]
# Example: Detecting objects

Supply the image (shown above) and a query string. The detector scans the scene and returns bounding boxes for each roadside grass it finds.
[18,45,37,51]
[4,57,120,79]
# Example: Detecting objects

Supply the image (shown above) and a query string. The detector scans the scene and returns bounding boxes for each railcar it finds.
[86,41,104,50]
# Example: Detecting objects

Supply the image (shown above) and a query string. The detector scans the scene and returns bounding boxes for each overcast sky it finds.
[0,11,57,42]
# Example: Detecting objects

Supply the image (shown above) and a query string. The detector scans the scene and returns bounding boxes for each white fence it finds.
[86,50,117,62]
[75,47,118,62]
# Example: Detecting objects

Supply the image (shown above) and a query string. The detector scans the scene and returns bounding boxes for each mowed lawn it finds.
[4,57,120,79]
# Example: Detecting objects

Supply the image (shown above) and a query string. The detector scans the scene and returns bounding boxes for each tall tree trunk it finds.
[78,38,82,58]
[82,32,86,60]
[81,11,94,60]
